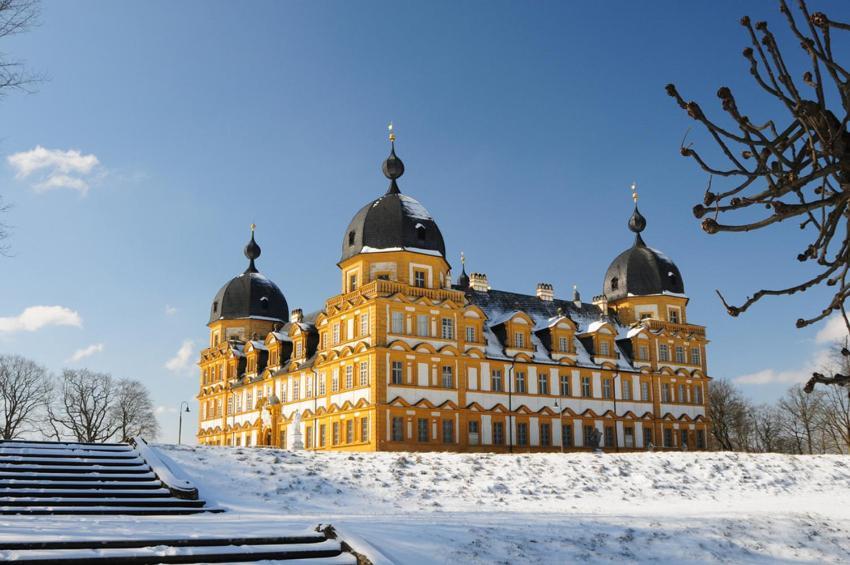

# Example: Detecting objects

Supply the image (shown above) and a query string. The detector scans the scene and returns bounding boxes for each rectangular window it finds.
[292,381,299,401]
[661,383,670,402]
[305,376,313,398]
[663,428,673,448]
[414,270,426,288]
[349,273,357,291]
[319,424,326,447]
[491,370,503,392]
[346,420,354,444]
[391,312,404,334]
[332,323,340,345]
[693,384,703,404]
[538,373,549,395]
[360,362,369,386]
[360,313,369,336]
[515,371,526,393]
[678,384,686,403]
[246,391,253,410]
[321,333,327,350]
[659,344,670,362]
[640,381,650,401]
[493,422,504,445]
[515,332,525,348]
[468,421,480,445]
[675,346,685,364]
[696,429,705,449]
[540,423,551,446]
[624,427,634,448]
[562,424,573,447]
[417,314,429,337]
[417,418,429,442]
[639,345,649,361]
[644,427,653,448]
[305,427,313,449]
[517,423,528,446]
[582,376,591,398]
[441,366,453,388]
[318,373,326,396]
[599,341,610,356]
[391,361,404,385]
[345,365,353,389]
[602,379,612,399]
[441,318,454,340]
[583,424,596,447]
[235,393,242,412]
[333,422,340,445]
[559,336,569,352]
[604,426,615,448]
[559,375,570,397]
[296,341,303,358]
[442,420,454,443]
[680,429,689,449]
[466,326,476,343]
[622,378,632,400]
[360,417,368,442]
[227,396,233,415]
[690,347,701,365]
[669,309,680,324]
[391,417,404,441]
[331,370,339,392]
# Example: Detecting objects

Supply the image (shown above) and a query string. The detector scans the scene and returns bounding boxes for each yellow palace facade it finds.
[196,134,711,452]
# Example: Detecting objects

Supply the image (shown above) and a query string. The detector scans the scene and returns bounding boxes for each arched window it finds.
[348,231,355,246]
[415,223,426,241]
[611,277,619,290]
[260,296,269,310]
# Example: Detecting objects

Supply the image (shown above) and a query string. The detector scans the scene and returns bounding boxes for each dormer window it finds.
[515,332,525,348]
[260,296,269,310]
[599,340,610,356]
[668,309,680,324]
[348,231,356,246]
[414,270,426,288]
[213,301,218,312]
[415,223,426,241]
[611,277,619,290]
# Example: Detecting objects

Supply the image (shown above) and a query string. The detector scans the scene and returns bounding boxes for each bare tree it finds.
[666,0,850,394]
[779,384,825,453]
[110,378,159,442]
[752,404,788,452]
[0,354,50,439]
[708,379,754,451]
[47,369,119,443]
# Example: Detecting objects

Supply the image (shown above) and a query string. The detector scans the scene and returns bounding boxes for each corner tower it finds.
[602,185,687,326]
[339,125,450,293]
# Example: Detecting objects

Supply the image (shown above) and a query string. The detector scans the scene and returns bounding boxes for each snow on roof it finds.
[359,246,444,257]
[398,194,432,220]
[586,321,608,333]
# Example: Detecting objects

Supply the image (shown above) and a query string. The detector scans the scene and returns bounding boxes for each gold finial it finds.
[573,284,577,291]
[631,182,638,204]
[388,122,396,142]
[250,223,256,233]
[461,251,465,265]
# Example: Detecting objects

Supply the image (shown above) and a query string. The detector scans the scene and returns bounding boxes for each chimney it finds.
[469,273,490,292]
[592,294,609,313]
[536,282,554,301]
[291,308,303,323]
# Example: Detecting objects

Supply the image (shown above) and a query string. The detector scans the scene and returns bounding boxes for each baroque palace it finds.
[197,130,710,452]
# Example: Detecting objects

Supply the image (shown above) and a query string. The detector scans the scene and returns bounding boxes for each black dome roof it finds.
[603,206,684,301]
[209,231,289,325]
[341,142,445,262]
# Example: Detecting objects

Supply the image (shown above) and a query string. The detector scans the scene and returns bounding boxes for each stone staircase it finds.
[0,438,216,515]
[0,525,364,564]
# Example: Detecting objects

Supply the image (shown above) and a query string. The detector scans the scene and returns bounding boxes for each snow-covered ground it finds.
[2,446,850,564]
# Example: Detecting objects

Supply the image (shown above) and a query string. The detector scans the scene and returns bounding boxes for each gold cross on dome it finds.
[250,223,256,233]
[461,251,465,265]
[631,182,638,203]
[388,122,396,142]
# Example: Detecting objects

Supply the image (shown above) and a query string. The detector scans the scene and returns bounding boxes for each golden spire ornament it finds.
[631,182,638,204]
[461,251,465,266]
[388,122,396,142]
[250,223,256,233]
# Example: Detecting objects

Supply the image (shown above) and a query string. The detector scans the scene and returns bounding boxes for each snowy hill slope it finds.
[155,446,850,564]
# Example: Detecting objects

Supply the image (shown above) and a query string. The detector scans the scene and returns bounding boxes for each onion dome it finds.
[457,251,470,289]
[341,128,446,262]
[603,203,684,301]
[209,226,289,324]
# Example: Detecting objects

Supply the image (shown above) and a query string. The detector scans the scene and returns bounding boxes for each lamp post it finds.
[555,394,564,454]
[178,401,190,445]
[506,363,514,454]
[611,372,620,453]
[311,367,319,451]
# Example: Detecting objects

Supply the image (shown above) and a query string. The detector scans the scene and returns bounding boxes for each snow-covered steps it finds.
[0,438,219,516]
[0,527,364,564]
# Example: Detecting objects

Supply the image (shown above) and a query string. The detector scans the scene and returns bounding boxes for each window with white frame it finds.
[538,373,549,395]
[661,383,671,402]
[318,373,326,396]
[514,332,525,348]
[693,384,703,404]
[599,340,610,356]
[622,378,632,400]
[292,381,299,401]
[391,312,404,334]
[296,341,303,358]
[345,365,353,389]
[360,313,369,336]
[466,326,476,343]
[391,361,403,385]
[414,270,426,288]
[639,345,649,361]
[678,384,687,403]
[417,314,429,337]
[559,336,569,352]
[515,371,526,393]
[690,347,701,365]
[668,309,680,323]
[675,346,685,364]
[582,376,591,397]
[359,362,369,386]
[441,366,453,388]
[441,318,454,340]
[641,381,649,401]
[491,369,503,392]
[659,344,670,362]
[331,370,339,392]
[559,375,570,396]
[332,323,340,345]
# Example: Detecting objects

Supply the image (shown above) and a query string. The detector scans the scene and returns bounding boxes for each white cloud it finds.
[734,316,842,386]
[165,305,178,316]
[0,305,82,333]
[155,405,177,415]
[67,343,104,363]
[165,340,195,374]
[7,146,101,195]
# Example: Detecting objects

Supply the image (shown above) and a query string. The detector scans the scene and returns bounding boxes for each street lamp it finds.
[311,367,319,451]
[611,372,619,453]
[506,362,514,454]
[178,401,190,445]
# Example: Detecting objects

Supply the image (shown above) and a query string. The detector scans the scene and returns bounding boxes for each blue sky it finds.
[1,1,847,443]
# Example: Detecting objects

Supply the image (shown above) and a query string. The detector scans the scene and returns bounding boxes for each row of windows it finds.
[302,417,369,448]
[322,313,371,349]
[390,312,459,340]
[661,382,704,404]
[388,417,706,449]
[657,344,702,365]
